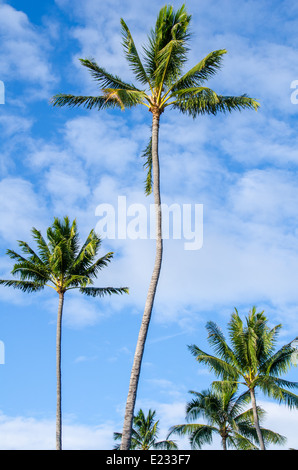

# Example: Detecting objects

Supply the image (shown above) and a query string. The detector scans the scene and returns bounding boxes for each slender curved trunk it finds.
[56,292,64,450]
[120,111,163,450]
[249,387,265,450]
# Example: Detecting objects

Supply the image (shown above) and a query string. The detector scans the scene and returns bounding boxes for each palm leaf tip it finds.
[79,286,129,297]
[141,137,153,196]
[0,279,45,292]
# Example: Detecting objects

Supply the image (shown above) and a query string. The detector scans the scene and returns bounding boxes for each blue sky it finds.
[0,0,298,449]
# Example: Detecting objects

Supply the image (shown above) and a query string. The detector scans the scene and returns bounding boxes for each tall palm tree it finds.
[114,408,177,450]
[168,384,286,450]
[0,216,128,450]
[188,307,298,450]
[51,5,260,449]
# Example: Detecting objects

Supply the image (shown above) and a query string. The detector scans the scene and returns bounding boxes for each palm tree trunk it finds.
[56,292,64,450]
[249,387,265,450]
[120,111,163,450]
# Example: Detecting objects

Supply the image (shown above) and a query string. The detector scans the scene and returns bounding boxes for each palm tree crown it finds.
[51,4,259,194]
[114,409,177,450]
[188,307,298,449]
[0,216,128,297]
[168,384,286,450]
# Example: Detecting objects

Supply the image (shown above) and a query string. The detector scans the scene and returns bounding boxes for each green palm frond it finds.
[83,252,114,279]
[170,49,227,92]
[0,279,45,292]
[261,341,293,376]
[155,38,188,88]
[31,228,51,264]
[11,263,50,283]
[174,92,259,117]
[7,249,50,282]
[177,423,215,449]
[189,424,215,449]
[260,427,287,446]
[63,274,92,289]
[70,229,101,272]
[102,88,148,110]
[188,345,240,380]
[79,58,140,91]
[143,4,191,84]
[141,137,153,196]
[231,430,259,450]
[17,240,45,266]
[259,375,298,407]
[51,93,117,110]
[120,19,151,88]
[79,286,129,297]
[169,86,218,100]
[206,321,236,365]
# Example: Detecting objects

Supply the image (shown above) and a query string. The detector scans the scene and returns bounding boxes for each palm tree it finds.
[168,384,286,450]
[0,216,128,450]
[188,307,298,450]
[51,5,260,449]
[114,409,177,450]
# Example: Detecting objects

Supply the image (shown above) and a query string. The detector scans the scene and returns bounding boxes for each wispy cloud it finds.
[0,3,57,100]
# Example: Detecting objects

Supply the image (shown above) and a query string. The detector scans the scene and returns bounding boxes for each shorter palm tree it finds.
[188,307,298,450]
[114,409,177,450]
[0,216,128,450]
[168,384,286,450]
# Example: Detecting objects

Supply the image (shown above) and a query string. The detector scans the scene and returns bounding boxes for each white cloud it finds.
[0,114,33,137]
[0,178,47,243]
[44,168,90,206]
[63,115,140,172]
[259,400,298,450]
[0,411,116,450]
[0,3,57,98]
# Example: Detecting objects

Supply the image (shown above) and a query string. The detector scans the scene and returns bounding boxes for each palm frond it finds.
[258,375,298,408]
[231,430,259,450]
[79,58,140,91]
[102,88,148,110]
[170,49,227,93]
[11,263,50,283]
[79,286,129,297]
[169,86,218,100]
[0,279,45,292]
[6,249,50,282]
[174,92,260,117]
[51,93,119,110]
[83,252,114,279]
[141,137,153,196]
[261,342,294,376]
[70,231,103,275]
[17,240,46,267]
[206,321,236,365]
[143,4,191,83]
[261,427,287,446]
[31,228,51,264]
[153,439,178,450]
[155,38,188,88]
[120,19,151,88]
[188,344,239,380]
